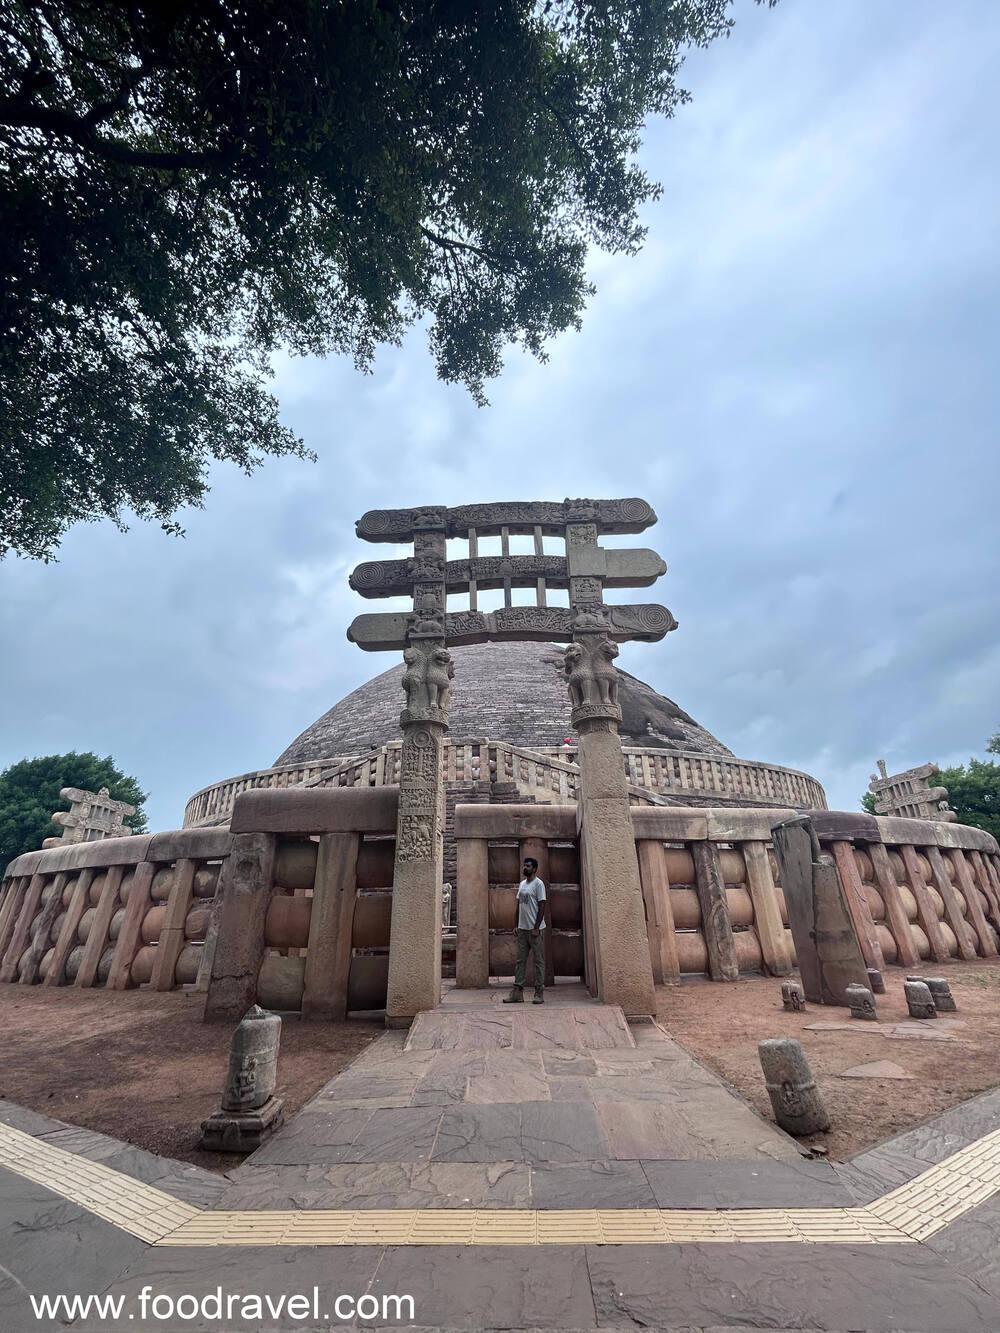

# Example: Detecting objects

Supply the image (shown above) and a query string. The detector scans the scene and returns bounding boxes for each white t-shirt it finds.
[516,876,546,930]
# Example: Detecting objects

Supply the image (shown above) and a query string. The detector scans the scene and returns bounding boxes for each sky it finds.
[2,0,998,832]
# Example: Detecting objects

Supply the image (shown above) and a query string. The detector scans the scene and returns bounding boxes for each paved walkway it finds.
[1,987,1000,1330]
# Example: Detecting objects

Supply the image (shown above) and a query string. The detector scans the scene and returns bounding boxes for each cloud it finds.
[2,0,998,828]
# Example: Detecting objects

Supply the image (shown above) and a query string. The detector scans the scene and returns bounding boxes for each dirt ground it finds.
[3,965,999,1172]
[658,959,1000,1160]
[0,987,381,1170]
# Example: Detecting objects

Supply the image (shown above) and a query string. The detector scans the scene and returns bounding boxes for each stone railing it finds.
[454,805,585,988]
[0,789,400,1018]
[4,796,998,1015]
[453,804,1000,988]
[0,827,231,995]
[183,741,826,827]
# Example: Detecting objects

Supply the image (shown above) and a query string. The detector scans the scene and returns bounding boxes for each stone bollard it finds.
[904,979,937,1020]
[200,1005,285,1152]
[846,983,877,1020]
[867,967,886,995]
[758,1038,830,1136]
[781,980,807,1012]
[925,977,957,1012]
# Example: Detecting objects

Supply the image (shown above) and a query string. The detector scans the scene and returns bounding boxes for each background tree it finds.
[933,758,1000,843]
[0,0,764,560]
[0,752,147,867]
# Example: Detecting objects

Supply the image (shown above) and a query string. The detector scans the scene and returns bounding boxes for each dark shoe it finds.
[502,989,524,1004]
[533,991,544,1004]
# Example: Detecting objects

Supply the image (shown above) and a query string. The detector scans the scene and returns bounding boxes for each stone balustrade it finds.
[454,804,1000,989]
[182,742,826,827]
[6,794,995,1015]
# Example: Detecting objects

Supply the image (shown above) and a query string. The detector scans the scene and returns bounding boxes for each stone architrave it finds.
[564,610,656,1018]
[868,760,958,823]
[43,786,136,848]
[771,816,869,1006]
[347,497,674,1021]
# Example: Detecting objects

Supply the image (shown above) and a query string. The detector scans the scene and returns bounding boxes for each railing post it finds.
[899,845,948,963]
[636,839,681,984]
[692,842,738,981]
[108,862,155,989]
[456,836,490,988]
[869,842,919,968]
[151,859,197,990]
[742,840,792,976]
[829,841,885,970]
[44,868,94,986]
[302,832,360,1021]
[76,865,124,987]
[204,833,277,1021]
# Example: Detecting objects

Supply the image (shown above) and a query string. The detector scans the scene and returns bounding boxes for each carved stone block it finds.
[758,1038,830,1135]
[904,979,937,1019]
[846,983,877,1020]
[924,977,957,1012]
[781,980,807,1012]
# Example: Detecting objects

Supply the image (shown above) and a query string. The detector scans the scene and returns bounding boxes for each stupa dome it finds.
[276,641,733,766]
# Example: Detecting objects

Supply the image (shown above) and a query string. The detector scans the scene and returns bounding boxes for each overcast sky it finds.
[2,0,998,831]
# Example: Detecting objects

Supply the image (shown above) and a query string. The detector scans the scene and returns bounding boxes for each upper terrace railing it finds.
[182,742,827,827]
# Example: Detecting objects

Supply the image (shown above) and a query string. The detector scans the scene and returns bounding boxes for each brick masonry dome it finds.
[275,641,734,766]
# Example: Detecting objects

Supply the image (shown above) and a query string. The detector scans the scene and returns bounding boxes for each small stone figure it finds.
[846,983,877,1020]
[781,980,807,1012]
[866,967,886,995]
[925,977,957,1012]
[200,1005,285,1152]
[758,1038,830,1135]
[904,979,937,1019]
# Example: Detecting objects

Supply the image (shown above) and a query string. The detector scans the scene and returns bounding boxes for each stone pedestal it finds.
[385,631,452,1027]
[566,616,655,1019]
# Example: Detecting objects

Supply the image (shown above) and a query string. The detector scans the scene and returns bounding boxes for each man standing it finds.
[503,856,549,1004]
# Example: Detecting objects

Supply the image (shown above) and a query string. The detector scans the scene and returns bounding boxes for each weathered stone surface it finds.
[586,1241,1000,1332]
[846,983,877,1020]
[203,833,277,1021]
[772,816,869,1004]
[905,978,937,1018]
[758,1037,830,1135]
[199,1005,285,1152]
[44,785,136,848]
[925,976,957,1011]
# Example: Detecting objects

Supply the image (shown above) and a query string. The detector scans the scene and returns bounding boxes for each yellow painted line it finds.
[2,1120,1000,1247]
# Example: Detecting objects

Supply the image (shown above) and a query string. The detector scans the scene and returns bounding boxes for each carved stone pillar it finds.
[385,574,453,1026]
[565,613,656,1018]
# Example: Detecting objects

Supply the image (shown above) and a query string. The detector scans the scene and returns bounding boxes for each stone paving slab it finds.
[249,1005,801,1188]
[218,1161,532,1211]
[370,1243,597,1330]
[641,1158,853,1209]
[0,1098,226,1207]
[835,1086,1000,1205]
[585,1241,1000,1331]
[70,1242,384,1333]
[0,1166,149,1333]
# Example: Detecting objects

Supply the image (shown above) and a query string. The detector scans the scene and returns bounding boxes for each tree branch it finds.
[0,101,222,170]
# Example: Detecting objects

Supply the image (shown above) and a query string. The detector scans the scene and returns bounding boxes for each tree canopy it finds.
[1,0,757,560]
[0,751,147,868]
